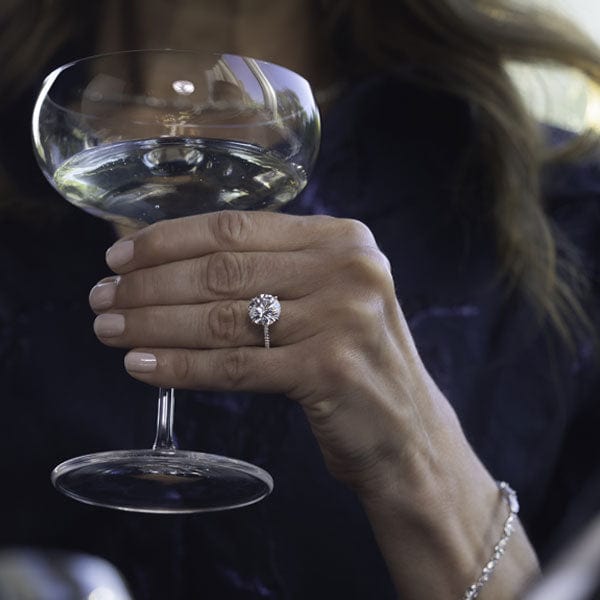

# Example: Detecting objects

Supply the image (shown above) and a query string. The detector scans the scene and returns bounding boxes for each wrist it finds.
[352,411,540,598]
[350,374,471,507]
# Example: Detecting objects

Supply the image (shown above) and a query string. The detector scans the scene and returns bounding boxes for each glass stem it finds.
[153,387,177,451]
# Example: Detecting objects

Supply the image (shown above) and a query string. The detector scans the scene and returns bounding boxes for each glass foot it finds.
[51,449,274,513]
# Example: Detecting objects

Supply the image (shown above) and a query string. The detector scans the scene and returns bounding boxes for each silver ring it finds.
[248,293,281,349]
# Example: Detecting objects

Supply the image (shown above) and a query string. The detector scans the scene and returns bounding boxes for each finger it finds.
[122,346,298,393]
[95,250,333,308]
[105,211,374,273]
[93,299,309,349]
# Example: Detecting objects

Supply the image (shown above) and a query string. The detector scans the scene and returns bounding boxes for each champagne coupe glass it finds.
[31,50,320,513]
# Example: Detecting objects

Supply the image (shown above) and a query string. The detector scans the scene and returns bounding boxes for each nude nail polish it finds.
[89,278,120,310]
[94,314,125,337]
[125,352,157,373]
[106,240,134,270]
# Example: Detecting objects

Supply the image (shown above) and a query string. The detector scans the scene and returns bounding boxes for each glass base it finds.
[51,449,274,514]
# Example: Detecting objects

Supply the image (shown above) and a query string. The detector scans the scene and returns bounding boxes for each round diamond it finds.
[248,294,281,326]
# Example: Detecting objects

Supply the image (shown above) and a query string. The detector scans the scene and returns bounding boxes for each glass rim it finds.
[50,48,312,86]
[37,48,318,127]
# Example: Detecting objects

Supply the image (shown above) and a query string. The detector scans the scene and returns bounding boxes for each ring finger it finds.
[93,298,313,350]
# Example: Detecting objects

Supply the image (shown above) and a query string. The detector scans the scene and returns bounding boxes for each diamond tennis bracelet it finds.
[462,481,520,600]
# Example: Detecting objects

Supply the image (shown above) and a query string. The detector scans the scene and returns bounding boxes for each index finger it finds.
[105,211,350,273]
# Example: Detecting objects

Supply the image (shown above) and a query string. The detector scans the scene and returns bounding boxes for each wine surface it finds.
[54,137,306,227]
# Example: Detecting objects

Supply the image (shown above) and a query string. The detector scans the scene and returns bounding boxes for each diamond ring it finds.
[248,294,281,349]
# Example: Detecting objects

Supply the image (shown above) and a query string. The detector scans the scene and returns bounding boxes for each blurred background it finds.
[512,0,600,132]
[542,0,600,41]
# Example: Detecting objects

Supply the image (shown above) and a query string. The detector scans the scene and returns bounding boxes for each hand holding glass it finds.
[31,50,320,513]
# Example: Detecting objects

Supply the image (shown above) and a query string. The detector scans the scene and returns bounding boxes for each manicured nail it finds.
[94,313,125,337]
[106,240,134,270]
[89,278,120,310]
[125,352,157,373]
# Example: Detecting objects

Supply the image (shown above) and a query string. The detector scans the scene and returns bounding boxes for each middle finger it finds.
[99,250,331,309]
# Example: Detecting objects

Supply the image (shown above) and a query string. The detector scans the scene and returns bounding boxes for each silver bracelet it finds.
[462,481,520,600]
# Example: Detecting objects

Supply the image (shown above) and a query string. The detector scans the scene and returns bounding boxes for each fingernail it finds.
[89,278,120,310]
[125,352,157,373]
[106,240,134,270]
[94,313,125,337]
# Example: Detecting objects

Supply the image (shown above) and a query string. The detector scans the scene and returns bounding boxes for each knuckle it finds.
[211,211,252,248]
[380,251,392,273]
[140,222,168,258]
[309,214,337,231]
[337,299,374,333]
[316,343,360,385]
[207,301,239,345]
[172,351,192,383]
[204,251,245,296]
[338,218,376,245]
[121,271,154,306]
[221,348,250,388]
[345,246,391,289]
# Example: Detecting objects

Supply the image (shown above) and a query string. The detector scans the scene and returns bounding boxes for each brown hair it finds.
[318,0,600,344]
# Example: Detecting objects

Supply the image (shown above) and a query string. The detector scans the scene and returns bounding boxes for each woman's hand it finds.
[89,211,539,597]
[90,211,453,494]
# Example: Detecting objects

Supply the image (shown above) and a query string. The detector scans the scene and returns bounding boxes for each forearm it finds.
[356,396,540,599]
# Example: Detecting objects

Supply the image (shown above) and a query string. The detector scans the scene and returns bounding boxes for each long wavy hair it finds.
[2,0,599,344]
[318,0,600,345]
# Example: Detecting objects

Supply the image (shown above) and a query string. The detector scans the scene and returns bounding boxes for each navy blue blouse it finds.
[1,74,599,599]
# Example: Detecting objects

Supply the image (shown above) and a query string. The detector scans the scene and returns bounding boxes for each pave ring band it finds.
[248,294,281,349]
